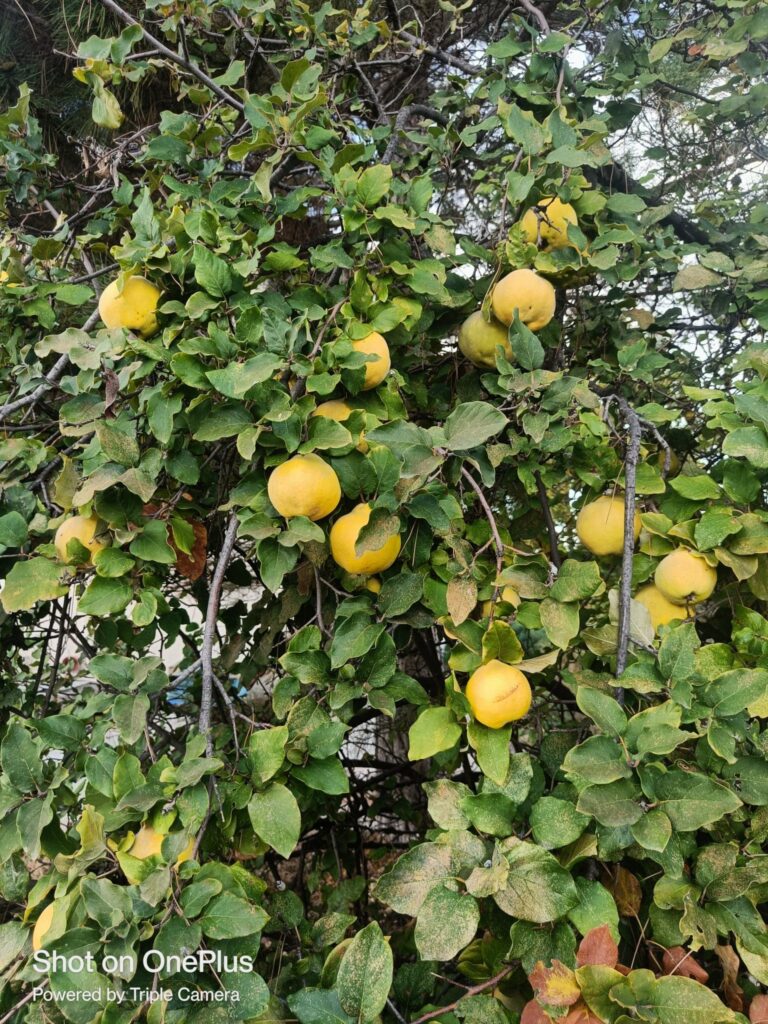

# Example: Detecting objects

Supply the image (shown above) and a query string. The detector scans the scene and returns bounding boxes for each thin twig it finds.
[214,674,241,761]
[97,0,245,112]
[534,470,561,569]
[199,513,239,755]
[459,465,504,603]
[397,29,478,76]
[409,967,513,1024]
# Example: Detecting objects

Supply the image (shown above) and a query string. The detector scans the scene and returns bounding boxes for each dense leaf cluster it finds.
[1,2,768,1023]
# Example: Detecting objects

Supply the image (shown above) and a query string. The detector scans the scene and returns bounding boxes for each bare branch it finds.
[408,967,514,1024]
[517,0,551,35]
[199,513,240,755]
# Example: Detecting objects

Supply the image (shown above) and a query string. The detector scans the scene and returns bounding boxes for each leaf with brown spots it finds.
[521,1000,554,1024]
[714,944,743,1013]
[528,960,581,1008]
[661,946,709,982]
[577,925,619,968]
[750,995,768,1023]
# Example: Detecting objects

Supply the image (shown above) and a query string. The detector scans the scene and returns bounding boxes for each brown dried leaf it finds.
[103,367,120,416]
[661,946,709,983]
[176,519,207,581]
[528,960,581,1008]
[604,866,642,916]
[446,576,477,626]
[576,925,619,968]
[521,1000,554,1024]
[713,945,743,1013]
[750,995,768,1023]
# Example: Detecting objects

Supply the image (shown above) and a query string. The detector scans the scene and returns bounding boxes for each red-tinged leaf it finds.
[714,944,743,1013]
[176,519,208,581]
[749,994,768,1023]
[564,1004,603,1024]
[521,1000,554,1024]
[615,963,631,976]
[528,959,580,1008]
[661,946,709,982]
[576,924,619,968]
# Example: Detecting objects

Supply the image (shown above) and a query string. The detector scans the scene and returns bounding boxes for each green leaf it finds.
[550,559,602,602]
[577,778,642,827]
[0,511,28,548]
[540,598,580,650]
[247,783,301,858]
[78,576,132,616]
[497,101,548,154]
[562,736,632,785]
[424,779,472,830]
[567,878,620,941]
[193,243,233,297]
[90,76,123,129]
[482,620,524,664]
[1,723,43,792]
[289,989,355,1024]
[36,714,86,751]
[408,707,461,761]
[576,687,627,736]
[443,402,508,451]
[192,403,252,441]
[377,572,424,616]
[631,809,673,852]
[673,264,723,291]
[466,719,510,785]
[248,726,288,784]
[330,613,385,669]
[293,757,349,795]
[723,425,768,467]
[647,770,742,830]
[414,884,479,961]
[373,842,454,916]
[0,558,65,612]
[336,922,393,1023]
[112,693,150,745]
[129,519,176,564]
[669,474,721,500]
[493,839,579,923]
[508,317,545,371]
[206,352,282,398]
[356,165,393,207]
[17,795,54,860]
[200,892,269,939]
[529,796,590,849]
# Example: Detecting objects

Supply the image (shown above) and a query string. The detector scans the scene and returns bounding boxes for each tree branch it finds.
[517,0,551,35]
[0,309,100,421]
[382,104,450,165]
[199,513,239,755]
[607,397,642,686]
[97,0,245,112]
